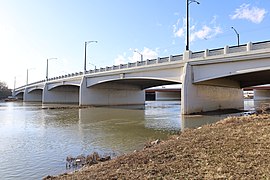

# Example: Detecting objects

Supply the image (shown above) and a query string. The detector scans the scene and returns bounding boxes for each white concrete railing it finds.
[194,40,270,59]
[15,40,270,91]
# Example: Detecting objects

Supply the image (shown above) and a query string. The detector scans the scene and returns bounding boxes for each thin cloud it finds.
[142,47,158,60]
[190,25,222,42]
[173,16,222,42]
[173,18,186,38]
[231,3,267,24]
[156,22,162,27]
[114,47,158,65]
[114,54,126,65]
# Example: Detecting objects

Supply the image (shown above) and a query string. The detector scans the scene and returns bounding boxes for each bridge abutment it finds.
[181,63,244,114]
[80,77,145,106]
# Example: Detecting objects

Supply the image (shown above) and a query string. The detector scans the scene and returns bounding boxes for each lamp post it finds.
[84,41,97,74]
[134,50,143,62]
[186,0,200,51]
[26,68,35,85]
[89,62,97,69]
[46,58,57,81]
[14,76,16,90]
[13,76,16,97]
[231,26,240,46]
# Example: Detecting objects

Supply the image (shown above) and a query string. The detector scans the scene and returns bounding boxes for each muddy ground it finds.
[44,114,270,179]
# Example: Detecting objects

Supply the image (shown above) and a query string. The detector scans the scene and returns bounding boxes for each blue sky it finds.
[0,0,269,88]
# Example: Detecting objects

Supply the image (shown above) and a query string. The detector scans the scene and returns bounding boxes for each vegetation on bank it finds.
[44,114,270,179]
[0,81,11,99]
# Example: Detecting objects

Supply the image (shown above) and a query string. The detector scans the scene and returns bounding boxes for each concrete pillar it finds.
[156,91,180,101]
[204,49,209,57]
[254,89,270,100]
[43,83,79,104]
[224,46,229,54]
[157,57,160,63]
[247,42,253,51]
[181,63,244,114]
[169,55,173,62]
[24,88,42,102]
[183,50,192,60]
[80,77,145,106]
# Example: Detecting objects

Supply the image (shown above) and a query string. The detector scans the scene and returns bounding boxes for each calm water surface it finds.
[0,100,265,179]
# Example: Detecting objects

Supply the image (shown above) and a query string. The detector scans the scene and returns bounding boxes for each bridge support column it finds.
[43,83,79,104]
[156,91,181,101]
[24,88,42,102]
[181,63,244,114]
[80,77,145,106]
[254,89,270,100]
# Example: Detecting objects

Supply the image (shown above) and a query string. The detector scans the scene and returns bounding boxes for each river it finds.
[0,99,265,179]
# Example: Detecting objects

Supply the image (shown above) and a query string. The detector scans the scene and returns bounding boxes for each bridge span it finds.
[14,40,270,114]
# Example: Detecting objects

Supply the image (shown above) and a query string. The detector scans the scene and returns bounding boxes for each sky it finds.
[0,0,270,88]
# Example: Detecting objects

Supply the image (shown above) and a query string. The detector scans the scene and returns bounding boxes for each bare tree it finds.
[0,81,11,99]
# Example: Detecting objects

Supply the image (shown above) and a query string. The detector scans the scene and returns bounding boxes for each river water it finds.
[0,99,265,179]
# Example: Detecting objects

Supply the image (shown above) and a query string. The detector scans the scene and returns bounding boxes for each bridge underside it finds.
[89,78,180,89]
[228,70,270,88]
[194,69,270,106]
[81,77,180,106]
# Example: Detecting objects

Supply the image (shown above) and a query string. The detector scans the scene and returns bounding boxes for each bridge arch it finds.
[89,77,181,89]
[27,87,43,93]
[47,82,81,91]
[14,91,24,100]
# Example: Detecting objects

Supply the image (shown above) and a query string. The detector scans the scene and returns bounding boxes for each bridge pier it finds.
[43,84,80,104]
[156,91,181,101]
[24,88,42,102]
[181,63,244,114]
[80,77,145,106]
[254,89,270,100]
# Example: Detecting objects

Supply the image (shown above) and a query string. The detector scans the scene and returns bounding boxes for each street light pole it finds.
[46,58,57,81]
[27,69,29,85]
[14,76,16,90]
[89,62,97,70]
[231,26,240,46]
[13,76,16,97]
[134,50,143,62]
[186,0,200,51]
[26,68,35,85]
[84,41,97,74]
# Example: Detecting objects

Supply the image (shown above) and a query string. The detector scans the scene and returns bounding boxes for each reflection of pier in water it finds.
[181,115,226,131]
[78,107,169,153]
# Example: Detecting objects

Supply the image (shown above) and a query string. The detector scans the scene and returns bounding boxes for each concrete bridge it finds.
[14,40,270,114]
[244,85,270,100]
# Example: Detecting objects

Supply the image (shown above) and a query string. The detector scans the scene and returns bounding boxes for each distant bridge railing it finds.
[15,40,270,91]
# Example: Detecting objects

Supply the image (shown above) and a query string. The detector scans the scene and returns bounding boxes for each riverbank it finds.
[44,114,270,179]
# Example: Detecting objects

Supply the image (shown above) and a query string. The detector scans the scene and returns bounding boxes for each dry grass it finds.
[44,114,270,179]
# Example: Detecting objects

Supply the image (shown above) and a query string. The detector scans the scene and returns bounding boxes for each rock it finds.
[99,156,111,162]
[150,139,161,145]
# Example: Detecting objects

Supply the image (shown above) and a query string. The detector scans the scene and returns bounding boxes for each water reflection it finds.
[181,115,226,130]
[78,107,170,154]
